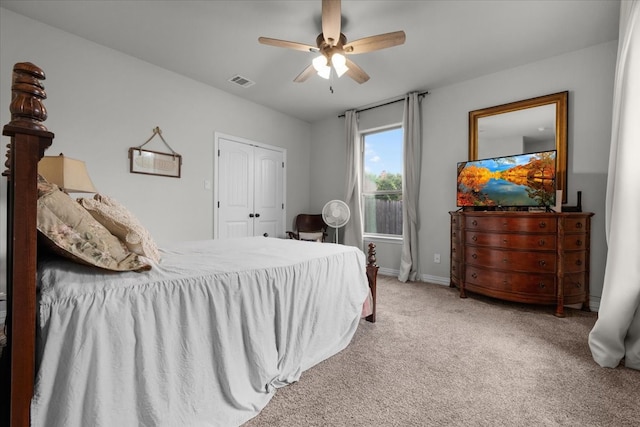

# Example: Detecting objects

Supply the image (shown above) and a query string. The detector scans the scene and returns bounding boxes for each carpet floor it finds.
[245,275,640,426]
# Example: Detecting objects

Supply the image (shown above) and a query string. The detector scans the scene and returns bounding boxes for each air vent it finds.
[228,75,255,88]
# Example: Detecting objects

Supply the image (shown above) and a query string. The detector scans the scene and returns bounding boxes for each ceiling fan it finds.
[258,0,406,84]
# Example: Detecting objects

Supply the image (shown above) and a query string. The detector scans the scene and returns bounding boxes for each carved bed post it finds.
[2,62,53,427]
[365,242,378,323]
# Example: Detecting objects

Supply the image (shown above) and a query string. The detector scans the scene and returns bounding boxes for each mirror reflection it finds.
[477,104,556,158]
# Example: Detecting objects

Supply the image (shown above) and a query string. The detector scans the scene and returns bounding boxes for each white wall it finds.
[311,41,617,309]
[0,9,312,294]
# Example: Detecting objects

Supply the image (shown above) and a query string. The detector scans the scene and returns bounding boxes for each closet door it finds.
[253,146,283,238]
[217,138,254,238]
[216,136,285,239]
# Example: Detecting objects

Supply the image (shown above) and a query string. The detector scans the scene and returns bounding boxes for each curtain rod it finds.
[338,90,429,118]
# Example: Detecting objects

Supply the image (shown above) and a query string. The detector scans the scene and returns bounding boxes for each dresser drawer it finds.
[451,263,460,283]
[564,273,587,298]
[465,247,556,273]
[451,227,461,243]
[451,241,461,261]
[563,251,586,273]
[465,215,557,233]
[465,266,556,297]
[564,217,590,232]
[466,231,556,250]
[564,234,587,250]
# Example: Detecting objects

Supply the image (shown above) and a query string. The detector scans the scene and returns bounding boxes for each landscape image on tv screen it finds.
[457,150,556,208]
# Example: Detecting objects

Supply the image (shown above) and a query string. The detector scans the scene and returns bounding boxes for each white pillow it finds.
[298,231,324,242]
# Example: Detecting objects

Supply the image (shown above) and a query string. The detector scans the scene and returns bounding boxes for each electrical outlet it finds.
[434,253,441,263]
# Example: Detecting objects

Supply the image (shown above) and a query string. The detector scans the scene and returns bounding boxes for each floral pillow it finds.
[37,178,151,272]
[78,194,161,262]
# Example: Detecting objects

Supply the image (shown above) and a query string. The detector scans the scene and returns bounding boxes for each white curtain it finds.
[398,92,422,282]
[588,0,640,370]
[343,110,363,248]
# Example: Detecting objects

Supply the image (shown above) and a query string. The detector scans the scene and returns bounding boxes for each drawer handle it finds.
[575,259,583,266]
[575,239,582,247]
[539,221,547,228]
[471,273,478,279]
[503,238,508,243]
[502,258,508,263]
[472,220,478,226]
[539,282,546,289]
[538,260,546,267]
[538,239,546,246]
[472,235,478,242]
[452,232,457,238]
[575,222,583,229]
[575,282,582,289]
[503,280,508,285]
[452,248,457,253]
[472,253,478,259]
[452,265,456,271]
[452,218,457,224]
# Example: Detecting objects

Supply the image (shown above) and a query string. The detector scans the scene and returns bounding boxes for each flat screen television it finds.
[457,150,557,208]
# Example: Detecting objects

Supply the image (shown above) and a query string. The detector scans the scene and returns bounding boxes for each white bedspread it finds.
[33,237,369,427]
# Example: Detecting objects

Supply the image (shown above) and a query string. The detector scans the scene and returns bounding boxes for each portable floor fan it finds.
[322,199,350,243]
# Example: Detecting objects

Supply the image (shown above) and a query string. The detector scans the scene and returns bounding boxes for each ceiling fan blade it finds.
[258,37,318,53]
[294,64,316,83]
[345,59,370,84]
[322,0,341,46]
[344,31,406,54]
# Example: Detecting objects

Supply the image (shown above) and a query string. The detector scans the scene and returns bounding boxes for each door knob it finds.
[255,213,260,218]
[249,213,254,218]
[263,233,269,237]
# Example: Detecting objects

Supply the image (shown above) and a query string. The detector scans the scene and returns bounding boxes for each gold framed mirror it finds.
[469,91,568,203]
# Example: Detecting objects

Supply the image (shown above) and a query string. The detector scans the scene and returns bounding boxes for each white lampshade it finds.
[312,55,331,79]
[38,154,97,193]
[331,53,348,77]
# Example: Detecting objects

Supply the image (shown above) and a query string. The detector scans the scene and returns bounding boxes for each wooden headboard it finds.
[2,62,54,427]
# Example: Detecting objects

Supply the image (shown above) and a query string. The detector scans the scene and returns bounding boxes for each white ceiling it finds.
[0,0,620,123]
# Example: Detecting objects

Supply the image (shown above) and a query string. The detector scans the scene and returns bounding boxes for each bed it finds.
[1,62,378,427]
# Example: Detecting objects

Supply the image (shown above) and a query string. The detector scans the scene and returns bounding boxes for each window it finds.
[362,126,403,237]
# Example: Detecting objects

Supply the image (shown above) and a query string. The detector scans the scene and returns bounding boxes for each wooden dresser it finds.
[449,211,593,316]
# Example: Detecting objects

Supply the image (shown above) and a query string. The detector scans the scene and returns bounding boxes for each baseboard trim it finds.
[377,268,450,287]
[378,267,399,277]
[420,274,450,287]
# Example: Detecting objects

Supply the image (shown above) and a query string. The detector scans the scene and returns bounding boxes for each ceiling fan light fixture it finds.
[317,67,331,80]
[331,53,348,77]
[313,55,331,79]
[312,55,327,71]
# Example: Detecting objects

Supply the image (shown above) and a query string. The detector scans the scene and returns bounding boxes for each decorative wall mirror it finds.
[469,91,568,203]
